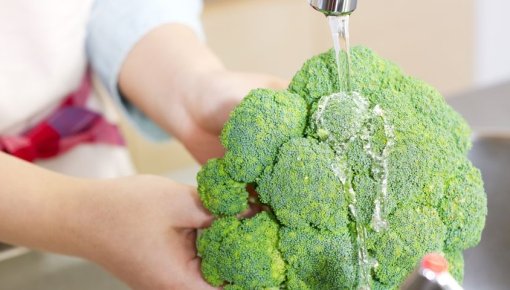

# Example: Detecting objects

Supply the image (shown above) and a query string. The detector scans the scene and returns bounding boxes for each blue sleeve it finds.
[86,0,204,141]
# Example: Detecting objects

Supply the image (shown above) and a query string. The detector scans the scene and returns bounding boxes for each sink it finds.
[448,81,510,290]
[463,135,510,290]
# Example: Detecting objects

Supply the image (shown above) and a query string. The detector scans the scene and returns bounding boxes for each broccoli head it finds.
[221,88,307,182]
[279,226,357,290]
[197,46,487,289]
[367,206,447,285]
[258,138,348,231]
[197,212,285,289]
[197,158,249,216]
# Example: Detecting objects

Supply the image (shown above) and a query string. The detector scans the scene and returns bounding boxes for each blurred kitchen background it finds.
[123,0,510,175]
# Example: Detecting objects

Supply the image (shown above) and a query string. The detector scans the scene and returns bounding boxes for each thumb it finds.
[265,76,289,90]
[185,258,219,290]
[170,182,214,229]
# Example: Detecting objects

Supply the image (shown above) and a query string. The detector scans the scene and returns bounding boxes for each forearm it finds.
[0,153,86,255]
[118,24,224,142]
[0,152,216,288]
[117,23,287,164]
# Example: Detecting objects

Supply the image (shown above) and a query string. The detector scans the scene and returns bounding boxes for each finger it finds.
[182,130,225,164]
[267,77,289,90]
[171,183,214,229]
[173,228,198,259]
[189,136,225,164]
[185,257,220,290]
[238,202,264,219]
[245,73,288,90]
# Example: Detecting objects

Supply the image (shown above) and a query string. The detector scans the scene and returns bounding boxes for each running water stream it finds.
[328,15,352,93]
[326,15,394,290]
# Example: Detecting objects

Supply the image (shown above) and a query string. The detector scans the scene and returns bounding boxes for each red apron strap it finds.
[0,68,124,162]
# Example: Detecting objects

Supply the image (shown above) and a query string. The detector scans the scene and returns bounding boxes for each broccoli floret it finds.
[258,138,348,231]
[289,46,403,106]
[197,46,487,289]
[197,217,239,287]
[309,91,370,145]
[197,212,286,289]
[288,51,339,106]
[445,251,464,282]
[368,206,447,286]
[221,88,307,182]
[197,158,248,216]
[439,160,487,251]
[279,226,357,289]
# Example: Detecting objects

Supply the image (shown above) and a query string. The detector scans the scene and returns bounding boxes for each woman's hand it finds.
[0,153,215,289]
[119,24,287,164]
[66,175,216,290]
[179,70,288,163]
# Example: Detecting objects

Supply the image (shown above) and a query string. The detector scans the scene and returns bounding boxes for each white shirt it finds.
[0,0,204,178]
[0,0,92,134]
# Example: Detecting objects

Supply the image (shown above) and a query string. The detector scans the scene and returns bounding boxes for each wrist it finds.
[0,154,95,257]
[118,24,225,140]
[43,177,100,257]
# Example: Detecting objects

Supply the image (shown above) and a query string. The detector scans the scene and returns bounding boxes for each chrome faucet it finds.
[309,0,357,16]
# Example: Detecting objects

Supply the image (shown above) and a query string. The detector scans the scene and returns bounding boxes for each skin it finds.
[119,24,287,163]
[0,23,286,289]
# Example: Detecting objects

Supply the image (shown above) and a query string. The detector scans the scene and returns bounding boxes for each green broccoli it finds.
[197,158,248,216]
[309,91,370,144]
[279,226,357,290]
[197,46,487,289]
[439,159,487,251]
[221,88,307,182]
[367,206,447,285]
[197,212,286,289]
[448,251,465,282]
[257,138,348,231]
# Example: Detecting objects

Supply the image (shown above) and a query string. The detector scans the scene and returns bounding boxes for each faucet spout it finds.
[309,0,357,16]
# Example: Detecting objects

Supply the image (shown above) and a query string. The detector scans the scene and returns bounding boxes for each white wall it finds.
[476,0,510,86]
[203,0,474,95]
